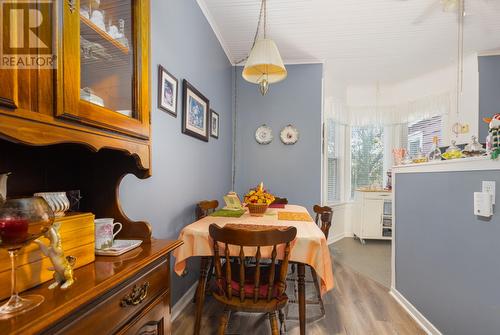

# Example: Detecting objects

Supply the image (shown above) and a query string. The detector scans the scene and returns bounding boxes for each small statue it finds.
[34,222,76,290]
[483,114,500,160]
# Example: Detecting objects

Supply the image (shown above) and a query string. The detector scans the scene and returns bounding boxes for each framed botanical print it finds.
[158,65,178,117]
[182,79,210,142]
[210,110,219,139]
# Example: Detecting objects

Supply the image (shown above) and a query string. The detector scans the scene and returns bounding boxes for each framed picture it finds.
[158,65,178,117]
[182,79,210,142]
[210,110,219,139]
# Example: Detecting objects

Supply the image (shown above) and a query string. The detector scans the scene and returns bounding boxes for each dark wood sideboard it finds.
[0,239,182,335]
[0,1,184,333]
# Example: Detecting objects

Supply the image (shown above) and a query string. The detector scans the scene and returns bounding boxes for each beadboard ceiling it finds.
[198,0,500,84]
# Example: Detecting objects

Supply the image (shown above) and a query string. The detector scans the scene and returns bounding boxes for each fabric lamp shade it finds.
[242,39,287,85]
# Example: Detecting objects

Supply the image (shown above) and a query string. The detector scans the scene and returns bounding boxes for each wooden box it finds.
[0,213,95,300]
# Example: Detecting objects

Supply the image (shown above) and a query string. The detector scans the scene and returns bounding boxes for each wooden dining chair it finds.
[194,200,219,302]
[287,208,333,321]
[196,200,219,220]
[313,205,333,239]
[209,223,297,335]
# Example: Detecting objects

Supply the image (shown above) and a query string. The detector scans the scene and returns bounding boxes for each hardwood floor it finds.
[172,261,425,335]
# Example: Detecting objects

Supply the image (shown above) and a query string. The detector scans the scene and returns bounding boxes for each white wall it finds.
[328,202,354,244]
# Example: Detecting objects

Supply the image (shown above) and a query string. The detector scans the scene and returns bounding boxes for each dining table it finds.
[173,204,335,335]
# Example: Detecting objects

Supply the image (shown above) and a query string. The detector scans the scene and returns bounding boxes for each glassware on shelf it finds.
[402,151,413,165]
[462,136,486,157]
[427,136,442,161]
[442,140,464,160]
[80,0,134,114]
[0,197,54,318]
[412,148,428,164]
[392,148,406,166]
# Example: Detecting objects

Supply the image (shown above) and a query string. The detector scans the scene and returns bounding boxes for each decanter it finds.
[427,136,442,161]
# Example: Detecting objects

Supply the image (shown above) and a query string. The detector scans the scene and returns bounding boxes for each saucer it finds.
[95,239,143,256]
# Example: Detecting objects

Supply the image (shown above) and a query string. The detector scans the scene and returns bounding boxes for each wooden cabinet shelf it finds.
[80,15,130,55]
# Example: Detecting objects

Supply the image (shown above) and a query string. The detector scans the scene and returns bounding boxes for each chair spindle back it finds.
[209,224,297,304]
[196,200,219,220]
[313,205,333,239]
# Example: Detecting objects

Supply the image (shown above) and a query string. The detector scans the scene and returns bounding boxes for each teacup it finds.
[94,218,122,250]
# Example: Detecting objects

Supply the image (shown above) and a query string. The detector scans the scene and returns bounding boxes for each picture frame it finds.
[210,109,219,139]
[158,65,178,117]
[182,79,210,142]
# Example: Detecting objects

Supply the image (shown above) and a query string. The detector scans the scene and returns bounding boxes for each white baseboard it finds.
[328,231,353,245]
[390,288,442,335]
[171,281,198,322]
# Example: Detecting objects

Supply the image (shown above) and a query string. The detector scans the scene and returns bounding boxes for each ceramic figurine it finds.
[34,222,76,290]
[483,114,500,159]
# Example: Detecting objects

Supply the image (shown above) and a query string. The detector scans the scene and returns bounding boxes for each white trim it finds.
[196,0,234,64]
[392,156,500,174]
[391,174,396,289]
[478,50,500,57]
[283,58,325,65]
[329,231,354,244]
[171,281,198,322]
[321,66,325,206]
[390,288,442,335]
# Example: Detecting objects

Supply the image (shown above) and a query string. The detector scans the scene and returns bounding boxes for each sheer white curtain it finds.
[324,93,450,202]
[325,92,451,127]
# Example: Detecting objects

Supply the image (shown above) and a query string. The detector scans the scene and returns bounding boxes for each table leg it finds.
[297,263,306,335]
[193,257,211,335]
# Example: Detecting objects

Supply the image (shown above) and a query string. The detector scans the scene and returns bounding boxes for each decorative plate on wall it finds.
[280,124,299,145]
[255,125,273,145]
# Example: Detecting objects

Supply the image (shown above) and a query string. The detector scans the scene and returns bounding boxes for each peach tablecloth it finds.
[173,205,334,294]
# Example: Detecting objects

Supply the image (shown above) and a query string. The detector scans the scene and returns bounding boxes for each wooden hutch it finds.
[0,0,180,334]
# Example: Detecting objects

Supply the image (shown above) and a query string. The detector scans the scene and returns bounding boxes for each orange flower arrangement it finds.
[244,182,275,205]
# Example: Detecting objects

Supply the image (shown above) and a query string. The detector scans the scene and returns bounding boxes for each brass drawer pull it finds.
[120,282,150,307]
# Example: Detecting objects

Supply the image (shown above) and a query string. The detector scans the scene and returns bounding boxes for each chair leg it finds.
[194,257,211,335]
[269,311,279,335]
[205,262,214,295]
[310,267,325,318]
[218,306,231,335]
[278,309,286,334]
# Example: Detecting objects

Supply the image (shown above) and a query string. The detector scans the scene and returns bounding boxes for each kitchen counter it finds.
[392,156,500,174]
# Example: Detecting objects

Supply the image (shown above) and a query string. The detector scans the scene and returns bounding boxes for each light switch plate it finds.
[482,181,496,205]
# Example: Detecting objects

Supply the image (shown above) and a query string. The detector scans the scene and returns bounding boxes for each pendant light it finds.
[242,0,287,95]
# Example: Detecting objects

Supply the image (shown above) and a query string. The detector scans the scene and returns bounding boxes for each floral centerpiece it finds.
[244,182,275,216]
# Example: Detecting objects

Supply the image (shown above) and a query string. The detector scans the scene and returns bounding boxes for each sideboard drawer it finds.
[53,256,169,335]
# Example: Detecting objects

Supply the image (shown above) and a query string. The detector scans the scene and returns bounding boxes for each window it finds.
[350,126,384,198]
[407,115,443,155]
[326,119,339,202]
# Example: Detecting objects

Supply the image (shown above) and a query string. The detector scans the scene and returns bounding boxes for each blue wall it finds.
[235,64,323,210]
[479,55,500,141]
[395,170,500,334]
[120,0,233,304]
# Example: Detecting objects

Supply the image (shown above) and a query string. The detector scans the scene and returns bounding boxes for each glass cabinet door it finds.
[80,0,135,118]
[61,0,150,139]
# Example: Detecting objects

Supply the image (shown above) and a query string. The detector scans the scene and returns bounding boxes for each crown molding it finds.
[283,58,325,65]
[196,0,235,65]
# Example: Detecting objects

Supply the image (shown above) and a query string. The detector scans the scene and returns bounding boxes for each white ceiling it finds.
[198,0,500,84]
